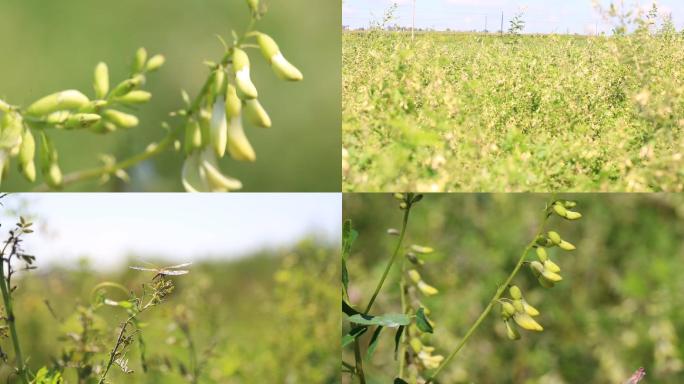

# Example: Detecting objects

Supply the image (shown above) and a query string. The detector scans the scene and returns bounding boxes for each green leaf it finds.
[342,325,368,348]
[342,300,361,317]
[366,326,383,360]
[348,313,411,328]
[415,307,434,334]
[342,219,358,299]
[394,325,405,357]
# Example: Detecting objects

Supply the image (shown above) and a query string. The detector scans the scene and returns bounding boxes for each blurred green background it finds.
[1,240,339,383]
[343,194,684,383]
[0,0,341,191]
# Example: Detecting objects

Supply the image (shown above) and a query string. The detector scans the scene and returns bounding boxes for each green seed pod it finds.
[544,259,561,273]
[565,211,582,220]
[18,129,36,182]
[408,269,421,284]
[536,247,548,262]
[227,116,256,162]
[522,299,540,317]
[513,312,543,332]
[103,110,139,129]
[232,48,258,99]
[509,285,522,300]
[64,114,101,129]
[558,240,576,251]
[552,203,568,218]
[94,62,110,99]
[245,99,271,128]
[505,320,521,340]
[145,54,166,72]
[256,33,303,81]
[501,302,516,318]
[114,90,152,105]
[184,118,202,155]
[26,90,90,116]
[210,97,228,158]
[110,75,145,98]
[133,47,148,73]
[200,148,243,192]
[547,231,562,245]
[225,84,242,118]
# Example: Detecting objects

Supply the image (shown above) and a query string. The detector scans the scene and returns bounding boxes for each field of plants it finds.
[342,27,684,192]
[0,235,338,383]
[343,194,684,383]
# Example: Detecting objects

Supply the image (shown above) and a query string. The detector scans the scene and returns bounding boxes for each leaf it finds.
[342,325,368,348]
[342,220,358,298]
[415,307,434,334]
[342,300,361,317]
[366,326,383,360]
[394,325,405,358]
[348,313,411,328]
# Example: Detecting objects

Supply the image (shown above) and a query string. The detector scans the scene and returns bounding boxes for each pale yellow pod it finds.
[210,97,228,158]
[26,90,90,116]
[513,312,543,332]
[103,110,138,129]
[94,62,110,99]
[227,116,256,162]
[245,99,272,128]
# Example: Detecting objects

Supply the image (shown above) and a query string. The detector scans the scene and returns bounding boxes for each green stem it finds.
[98,315,135,384]
[425,213,550,384]
[0,245,29,383]
[398,261,408,379]
[353,341,366,384]
[364,206,411,314]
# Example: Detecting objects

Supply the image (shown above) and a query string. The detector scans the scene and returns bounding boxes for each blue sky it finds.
[0,194,340,270]
[343,0,684,34]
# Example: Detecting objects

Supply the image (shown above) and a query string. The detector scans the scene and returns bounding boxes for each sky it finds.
[343,0,684,34]
[0,193,341,270]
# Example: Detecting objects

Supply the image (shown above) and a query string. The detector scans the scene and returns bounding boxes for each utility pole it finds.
[412,0,416,40]
[485,15,488,33]
[500,11,504,35]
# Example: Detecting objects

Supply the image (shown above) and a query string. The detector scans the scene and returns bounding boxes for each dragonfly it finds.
[129,261,192,279]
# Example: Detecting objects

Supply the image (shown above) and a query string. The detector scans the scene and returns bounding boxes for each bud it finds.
[536,247,548,262]
[509,285,522,300]
[399,202,408,209]
[103,110,139,129]
[512,299,524,313]
[225,84,242,118]
[541,267,562,282]
[411,245,434,254]
[245,99,271,128]
[522,299,540,317]
[0,99,9,112]
[63,113,101,129]
[393,193,405,200]
[213,69,226,97]
[0,111,24,149]
[505,320,521,340]
[133,47,148,73]
[408,269,421,284]
[417,281,439,296]
[410,338,423,354]
[94,62,110,99]
[565,211,582,220]
[257,33,303,81]
[114,90,152,105]
[563,200,577,208]
[387,228,400,236]
[18,129,36,182]
[0,150,8,185]
[110,75,145,98]
[547,231,561,245]
[501,302,516,318]
[513,312,543,332]
[552,202,567,218]
[181,151,209,192]
[232,48,258,99]
[26,90,90,116]
[145,54,166,72]
[544,259,561,273]
[246,0,259,13]
[46,163,63,188]
[199,148,243,192]
[558,240,576,251]
[39,133,62,188]
[227,116,256,162]
[184,118,202,155]
[210,97,228,158]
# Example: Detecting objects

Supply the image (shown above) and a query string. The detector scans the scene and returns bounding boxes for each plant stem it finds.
[425,213,550,384]
[0,236,29,384]
[398,262,408,378]
[354,204,413,384]
[99,315,135,384]
[364,206,412,314]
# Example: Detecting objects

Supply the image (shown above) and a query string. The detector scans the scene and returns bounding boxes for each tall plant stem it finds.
[98,315,135,384]
[0,239,29,384]
[354,204,413,384]
[425,213,550,384]
[398,260,408,378]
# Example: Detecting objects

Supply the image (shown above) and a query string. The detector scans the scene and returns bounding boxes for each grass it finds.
[342,31,684,192]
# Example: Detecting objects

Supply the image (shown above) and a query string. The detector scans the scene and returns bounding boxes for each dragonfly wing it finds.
[129,266,157,272]
[160,270,190,276]
[166,262,193,269]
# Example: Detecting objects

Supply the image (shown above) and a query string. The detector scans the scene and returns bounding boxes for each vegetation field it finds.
[342,31,684,192]
[1,240,338,383]
[343,194,684,383]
